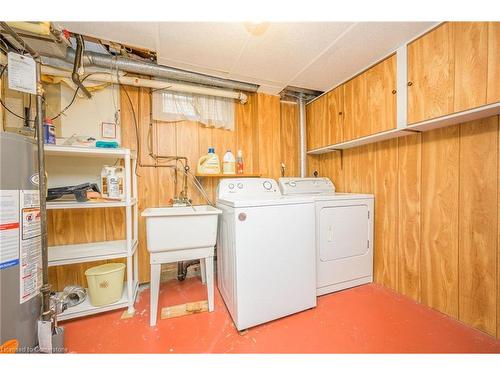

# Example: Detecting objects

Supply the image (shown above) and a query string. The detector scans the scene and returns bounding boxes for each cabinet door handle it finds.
[407,81,413,87]
[338,111,343,116]
[391,89,397,94]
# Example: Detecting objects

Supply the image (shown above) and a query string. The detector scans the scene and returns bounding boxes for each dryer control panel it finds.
[279,177,336,195]
[217,178,281,200]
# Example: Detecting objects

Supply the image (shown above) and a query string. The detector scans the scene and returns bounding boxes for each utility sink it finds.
[141,205,222,253]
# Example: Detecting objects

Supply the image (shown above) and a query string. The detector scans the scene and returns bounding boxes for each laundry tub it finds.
[142,205,221,252]
[141,205,222,326]
[85,263,126,307]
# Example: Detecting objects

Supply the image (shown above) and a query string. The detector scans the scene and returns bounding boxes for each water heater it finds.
[0,131,41,351]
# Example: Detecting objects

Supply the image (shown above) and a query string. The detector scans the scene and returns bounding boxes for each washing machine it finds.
[216,178,316,330]
[279,177,374,296]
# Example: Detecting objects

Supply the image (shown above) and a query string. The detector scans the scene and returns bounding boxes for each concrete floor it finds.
[61,278,500,353]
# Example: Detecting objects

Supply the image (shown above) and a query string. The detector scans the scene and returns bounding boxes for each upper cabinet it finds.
[487,22,500,104]
[453,22,488,112]
[327,86,344,145]
[367,54,397,134]
[408,22,498,124]
[407,23,455,124]
[306,93,329,150]
[344,72,368,141]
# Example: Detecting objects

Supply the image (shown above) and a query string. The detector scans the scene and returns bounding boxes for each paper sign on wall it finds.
[7,52,37,95]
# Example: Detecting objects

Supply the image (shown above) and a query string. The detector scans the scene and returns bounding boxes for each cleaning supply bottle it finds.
[106,167,121,199]
[236,150,244,174]
[43,118,56,144]
[223,150,236,175]
[197,148,221,174]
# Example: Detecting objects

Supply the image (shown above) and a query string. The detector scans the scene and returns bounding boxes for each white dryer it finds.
[279,177,374,296]
[216,178,316,330]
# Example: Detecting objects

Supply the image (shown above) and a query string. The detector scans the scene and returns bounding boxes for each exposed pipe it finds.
[41,66,248,103]
[71,35,92,98]
[51,48,259,93]
[298,95,307,177]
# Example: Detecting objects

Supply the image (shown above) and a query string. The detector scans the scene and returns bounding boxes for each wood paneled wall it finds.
[48,89,299,289]
[310,115,500,338]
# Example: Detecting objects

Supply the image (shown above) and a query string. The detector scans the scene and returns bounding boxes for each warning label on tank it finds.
[19,190,42,304]
[0,190,20,270]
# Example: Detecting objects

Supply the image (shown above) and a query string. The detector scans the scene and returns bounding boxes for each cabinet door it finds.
[367,54,397,134]
[487,22,500,104]
[317,94,330,148]
[453,22,488,112]
[327,86,344,145]
[344,72,368,140]
[408,23,455,124]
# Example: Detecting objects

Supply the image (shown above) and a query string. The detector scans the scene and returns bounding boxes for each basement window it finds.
[152,91,235,131]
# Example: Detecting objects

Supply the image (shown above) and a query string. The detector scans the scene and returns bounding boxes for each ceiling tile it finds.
[157,22,250,73]
[232,22,354,83]
[59,22,159,51]
[290,22,438,91]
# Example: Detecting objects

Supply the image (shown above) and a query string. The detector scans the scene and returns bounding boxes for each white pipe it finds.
[298,96,306,177]
[41,66,248,103]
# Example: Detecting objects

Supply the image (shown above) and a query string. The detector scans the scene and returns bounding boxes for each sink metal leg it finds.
[150,263,161,326]
[205,256,214,312]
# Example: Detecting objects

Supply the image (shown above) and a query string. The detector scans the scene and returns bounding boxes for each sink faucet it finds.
[172,165,192,207]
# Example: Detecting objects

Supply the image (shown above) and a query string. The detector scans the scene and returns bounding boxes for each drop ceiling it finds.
[59,22,437,94]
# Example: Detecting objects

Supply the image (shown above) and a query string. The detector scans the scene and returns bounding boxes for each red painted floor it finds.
[62,277,500,353]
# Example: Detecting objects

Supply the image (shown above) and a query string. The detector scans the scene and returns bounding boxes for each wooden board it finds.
[373,138,398,290]
[487,22,500,104]
[256,93,282,180]
[161,300,208,319]
[280,101,299,177]
[407,23,455,124]
[421,125,459,318]
[458,117,498,336]
[397,133,421,301]
[367,54,397,134]
[453,22,488,112]
[320,151,344,192]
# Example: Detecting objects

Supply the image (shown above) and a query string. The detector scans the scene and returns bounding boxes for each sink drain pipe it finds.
[298,95,307,177]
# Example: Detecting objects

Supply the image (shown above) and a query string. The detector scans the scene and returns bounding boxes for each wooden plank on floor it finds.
[161,300,208,319]
[397,133,422,301]
[421,125,459,318]
[458,116,498,336]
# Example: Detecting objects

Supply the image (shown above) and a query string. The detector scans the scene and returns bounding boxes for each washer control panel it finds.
[279,177,336,195]
[217,178,281,200]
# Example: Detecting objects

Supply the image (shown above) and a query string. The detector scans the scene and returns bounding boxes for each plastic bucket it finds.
[84,263,126,306]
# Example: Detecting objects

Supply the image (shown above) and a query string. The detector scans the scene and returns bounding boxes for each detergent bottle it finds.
[223,150,236,175]
[197,148,220,174]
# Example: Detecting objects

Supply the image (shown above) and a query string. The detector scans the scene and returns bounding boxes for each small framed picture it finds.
[101,122,117,139]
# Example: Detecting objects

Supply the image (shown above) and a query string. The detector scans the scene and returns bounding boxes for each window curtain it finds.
[152,91,235,131]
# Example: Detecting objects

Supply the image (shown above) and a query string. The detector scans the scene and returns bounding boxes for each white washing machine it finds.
[216,178,316,330]
[279,177,374,296]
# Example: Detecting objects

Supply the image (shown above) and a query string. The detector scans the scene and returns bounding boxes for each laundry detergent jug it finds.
[197,148,221,174]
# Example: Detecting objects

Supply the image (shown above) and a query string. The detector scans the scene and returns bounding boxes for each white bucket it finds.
[85,263,126,306]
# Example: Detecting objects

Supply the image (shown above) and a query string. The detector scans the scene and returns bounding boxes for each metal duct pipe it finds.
[60,49,259,93]
[298,95,307,177]
[41,66,248,103]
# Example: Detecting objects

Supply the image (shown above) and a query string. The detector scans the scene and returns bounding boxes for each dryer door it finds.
[318,204,369,261]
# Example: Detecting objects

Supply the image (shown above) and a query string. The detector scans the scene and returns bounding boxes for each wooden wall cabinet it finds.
[408,22,498,124]
[306,93,329,150]
[367,54,397,134]
[327,86,344,145]
[343,72,368,141]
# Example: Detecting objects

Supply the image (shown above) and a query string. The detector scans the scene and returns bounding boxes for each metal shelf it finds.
[46,198,137,210]
[57,282,139,321]
[48,239,138,267]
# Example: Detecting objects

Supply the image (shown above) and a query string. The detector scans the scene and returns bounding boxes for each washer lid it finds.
[279,177,335,195]
[217,195,314,208]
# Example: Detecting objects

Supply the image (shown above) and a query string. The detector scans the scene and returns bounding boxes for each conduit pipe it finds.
[298,95,307,177]
[41,66,248,103]
[42,49,259,93]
